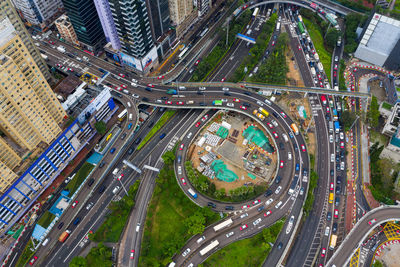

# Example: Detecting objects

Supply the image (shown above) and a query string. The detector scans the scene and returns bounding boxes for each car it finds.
[157,75,165,79]
[241,205,250,209]
[273,131,279,138]
[334,209,339,218]
[264,210,272,217]
[130,249,135,259]
[327,212,332,221]
[195,122,201,127]
[118,73,125,78]
[176,101,184,105]
[368,219,377,225]
[226,231,234,238]
[326,107,330,113]
[298,45,301,50]
[58,222,64,229]
[266,198,274,205]
[334,56,339,62]
[334,64,338,70]
[353,67,358,72]
[272,120,279,127]
[340,132,344,140]
[330,170,334,177]
[321,247,326,257]
[29,256,38,265]
[275,176,282,184]
[67,67,74,72]
[147,83,154,87]
[253,218,262,226]
[272,41,275,46]
[240,224,248,230]
[227,103,234,107]
[48,40,55,45]
[71,200,79,208]
[110,147,116,154]
[340,141,345,148]
[300,187,305,195]
[208,202,216,208]
[221,77,226,82]
[199,86,206,90]
[165,100,172,105]
[194,59,200,66]
[128,123,133,129]
[280,112,287,118]
[240,213,249,219]
[181,178,186,185]
[279,161,284,168]
[240,105,247,110]
[275,186,282,195]
[182,248,191,257]
[132,93,140,99]
[222,87,230,91]
[301,144,306,152]
[121,84,127,89]
[233,98,240,102]
[179,143,184,150]
[252,199,260,205]
[277,242,283,249]
[114,86,122,91]
[267,122,273,129]
[333,71,337,77]
[330,182,334,191]
[201,115,208,122]
[264,190,273,197]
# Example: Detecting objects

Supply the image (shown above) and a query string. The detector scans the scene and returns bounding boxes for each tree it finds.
[325,28,340,49]
[94,121,107,135]
[161,151,175,165]
[368,96,380,128]
[69,257,86,267]
[184,211,206,235]
[340,110,357,131]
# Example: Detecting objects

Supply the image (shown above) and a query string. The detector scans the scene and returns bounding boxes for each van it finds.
[282,134,289,142]
[225,206,234,210]
[196,236,206,244]
[136,223,140,232]
[159,133,166,139]
[179,86,186,90]
[42,238,50,246]
[73,217,81,225]
[275,201,283,209]
[112,186,120,194]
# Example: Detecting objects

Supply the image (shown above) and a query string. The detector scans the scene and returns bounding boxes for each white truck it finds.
[57,46,66,53]
[112,168,119,176]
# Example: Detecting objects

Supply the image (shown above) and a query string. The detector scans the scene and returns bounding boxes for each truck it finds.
[291,123,299,135]
[258,107,269,117]
[57,46,66,53]
[334,121,340,133]
[233,8,241,17]
[329,234,338,250]
[166,89,177,95]
[318,62,324,71]
[337,36,342,47]
[112,168,119,176]
[58,230,71,242]
[213,100,222,106]
[332,109,338,121]
[310,67,316,76]
[188,188,198,199]
[276,22,281,31]
[314,53,319,61]
[288,175,299,195]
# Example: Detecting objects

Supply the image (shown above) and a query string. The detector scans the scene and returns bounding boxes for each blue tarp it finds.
[32,224,46,240]
[87,152,103,165]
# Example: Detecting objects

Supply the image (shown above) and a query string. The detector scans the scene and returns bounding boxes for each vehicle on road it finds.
[226,231,234,238]
[182,248,190,257]
[368,219,377,225]
[29,256,38,265]
[71,200,78,208]
[240,224,248,230]
[321,247,326,257]
[130,249,135,259]
[181,178,186,185]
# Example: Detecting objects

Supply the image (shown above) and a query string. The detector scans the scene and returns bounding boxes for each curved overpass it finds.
[326,206,400,267]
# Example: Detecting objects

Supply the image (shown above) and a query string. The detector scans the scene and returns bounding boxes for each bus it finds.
[329,234,337,250]
[178,47,189,59]
[188,188,198,199]
[288,175,299,195]
[213,100,223,106]
[213,218,233,232]
[298,22,305,34]
[329,193,334,204]
[258,107,269,117]
[199,240,220,256]
[290,123,299,135]
[117,109,128,121]
[252,7,260,17]
[199,27,209,37]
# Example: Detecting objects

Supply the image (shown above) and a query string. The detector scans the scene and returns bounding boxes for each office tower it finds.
[0,0,51,80]
[11,0,63,29]
[195,0,211,17]
[61,0,106,52]
[168,0,193,25]
[0,17,66,192]
[107,0,158,72]
[146,0,171,41]
[55,14,79,45]
[93,0,121,50]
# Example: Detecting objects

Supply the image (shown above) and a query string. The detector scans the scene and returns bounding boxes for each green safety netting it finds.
[216,126,229,139]
[211,160,238,182]
[247,173,256,180]
[242,126,274,153]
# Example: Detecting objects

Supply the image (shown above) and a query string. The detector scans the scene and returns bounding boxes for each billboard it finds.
[119,46,158,72]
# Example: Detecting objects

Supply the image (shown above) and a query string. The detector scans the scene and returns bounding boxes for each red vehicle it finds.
[267,122,273,129]
[118,173,124,181]
[179,144,184,150]
[301,144,306,152]
[29,256,38,265]
[272,41,275,46]
[330,183,334,191]
[321,248,326,257]
[334,209,339,218]
[165,101,172,105]
[264,210,272,217]
[67,68,74,72]
[201,115,208,122]
[147,83,154,87]
[221,77,226,82]
[194,59,200,66]
[241,205,249,209]
[368,219,377,225]
[121,84,127,89]
[48,40,55,45]
[157,75,164,79]
[320,95,327,106]
[118,73,125,78]
[353,67,358,72]
[242,4,248,9]
[334,64,338,70]
[279,161,284,168]
[181,178,187,185]
[252,199,260,205]
[71,200,78,208]
[240,224,248,230]
[298,45,301,51]
[195,122,201,127]
[272,132,279,139]
[233,98,240,102]
[326,107,330,113]
[240,105,247,110]
[176,101,184,105]
[333,71,337,77]
[280,112,287,118]
[130,249,135,259]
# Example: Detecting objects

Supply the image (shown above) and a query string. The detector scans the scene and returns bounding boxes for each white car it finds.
[187,132,192,139]
[227,103,234,107]
[288,152,292,160]
[178,166,182,175]
[199,86,206,90]
[271,120,278,127]
[265,198,273,206]
[240,213,249,219]
[256,100,264,106]
[131,82,137,87]
[275,186,282,195]
[132,78,138,83]
[340,132,344,140]
[340,162,345,170]
[253,218,262,226]
[182,248,190,257]
[329,135,333,143]
[132,93,140,99]
[222,87,230,91]
[226,231,234,238]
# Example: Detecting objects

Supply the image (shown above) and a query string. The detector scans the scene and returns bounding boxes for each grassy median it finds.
[65,162,95,195]
[136,110,176,151]
[37,211,56,228]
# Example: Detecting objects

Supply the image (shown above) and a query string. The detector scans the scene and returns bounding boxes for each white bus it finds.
[213,218,233,232]
[117,109,128,121]
[178,47,189,59]
[252,7,260,17]
[199,240,219,256]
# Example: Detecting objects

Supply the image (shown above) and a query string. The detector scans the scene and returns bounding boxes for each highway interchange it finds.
[9,1,400,267]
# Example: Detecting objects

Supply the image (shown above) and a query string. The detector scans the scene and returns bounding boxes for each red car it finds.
[118,173,124,181]
[29,256,38,265]
[242,4,248,9]
[240,105,247,110]
[130,249,135,259]
[67,68,74,72]
[334,209,339,218]
[321,247,326,257]
[333,71,337,77]
[279,161,284,168]
[264,210,272,217]
[157,75,164,79]
[242,205,250,209]
[301,144,306,152]
[267,122,273,129]
[233,98,240,102]
[147,83,154,87]
[340,142,345,148]
[353,67,358,72]
[71,200,78,208]
[165,101,172,105]
[179,144,184,150]
[115,86,122,91]
[272,41,275,46]
[195,122,201,127]
[368,219,377,225]
[240,224,248,230]
[194,59,200,66]
[121,84,127,89]
[48,40,55,45]
[252,199,260,205]
[118,73,125,78]
[221,77,226,82]
[272,132,279,139]
[298,45,301,51]
[181,178,187,185]
[334,64,338,70]
[176,101,184,105]
[201,115,208,122]
[330,182,334,191]
[280,112,287,118]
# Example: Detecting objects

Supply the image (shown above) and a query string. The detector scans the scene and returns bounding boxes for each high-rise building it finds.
[11,0,63,29]
[61,0,106,52]
[93,0,120,51]
[194,0,211,17]
[146,0,171,41]
[55,14,79,45]
[107,0,158,73]
[168,0,193,25]
[0,17,66,191]
[0,0,51,81]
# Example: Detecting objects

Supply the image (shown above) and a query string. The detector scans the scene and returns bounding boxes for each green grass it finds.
[15,239,34,267]
[370,130,389,146]
[303,18,332,83]
[381,102,393,111]
[65,162,95,195]
[199,219,285,267]
[136,110,176,150]
[70,243,113,267]
[37,211,56,228]
[91,181,140,242]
